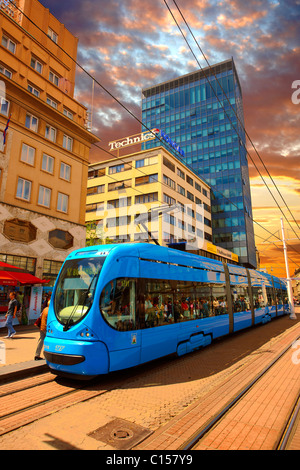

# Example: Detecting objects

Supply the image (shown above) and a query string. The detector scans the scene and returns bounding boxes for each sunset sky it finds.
[40,0,300,277]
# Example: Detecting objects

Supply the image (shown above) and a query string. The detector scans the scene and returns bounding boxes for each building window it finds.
[163,174,176,190]
[46,97,58,109]
[60,162,71,181]
[48,229,74,250]
[109,163,124,174]
[88,168,105,178]
[0,97,9,116]
[195,182,202,193]
[30,57,43,73]
[163,193,176,205]
[63,108,73,119]
[177,184,185,196]
[187,190,194,202]
[38,185,51,208]
[0,64,12,78]
[107,197,131,209]
[57,192,68,213]
[25,114,38,132]
[135,192,158,204]
[108,180,132,191]
[163,156,175,172]
[186,175,194,186]
[136,156,158,168]
[0,253,36,273]
[63,134,73,151]
[16,177,31,201]
[177,168,185,180]
[43,259,63,282]
[27,84,40,98]
[21,143,35,165]
[3,219,37,243]
[135,173,158,186]
[47,28,58,44]
[45,125,56,142]
[87,185,105,195]
[49,70,59,86]
[42,153,54,174]
[1,35,16,54]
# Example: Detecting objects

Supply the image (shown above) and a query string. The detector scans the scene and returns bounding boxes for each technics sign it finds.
[109,129,185,157]
[108,130,158,151]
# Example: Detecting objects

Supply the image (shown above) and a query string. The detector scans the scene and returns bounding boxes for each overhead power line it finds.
[4,0,300,264]
[163,0,300,243]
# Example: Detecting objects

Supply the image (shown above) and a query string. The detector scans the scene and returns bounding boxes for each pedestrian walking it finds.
[34,301,49,360]
[4,291,18,338]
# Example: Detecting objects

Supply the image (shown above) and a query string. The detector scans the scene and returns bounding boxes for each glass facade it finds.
[142,59,256,268]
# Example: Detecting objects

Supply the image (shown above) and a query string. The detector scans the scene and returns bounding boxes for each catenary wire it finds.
[4,0,300,265]
[163,0,300,242]
[170,0,300,234]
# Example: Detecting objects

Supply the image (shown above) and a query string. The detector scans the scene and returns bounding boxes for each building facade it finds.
[86,146,238,264]
[141,59,256,268]
[0,0,99,283]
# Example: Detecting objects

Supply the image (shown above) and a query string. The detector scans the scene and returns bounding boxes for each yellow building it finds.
[86,144,238,264]
[0,0,99,283]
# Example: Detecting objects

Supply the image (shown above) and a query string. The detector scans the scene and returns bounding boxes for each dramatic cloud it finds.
[39,0,300,275]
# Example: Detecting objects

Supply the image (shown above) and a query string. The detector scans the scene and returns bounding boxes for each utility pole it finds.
[280,218,297,319]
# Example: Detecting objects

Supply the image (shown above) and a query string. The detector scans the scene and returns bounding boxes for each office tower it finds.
[142,59,256,268]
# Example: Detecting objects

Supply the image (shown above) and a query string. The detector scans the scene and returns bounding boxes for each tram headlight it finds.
[78,327,96,339]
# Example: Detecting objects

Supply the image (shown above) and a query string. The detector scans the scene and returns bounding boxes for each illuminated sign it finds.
[109,129,158,151]
[159,130,185,157]
[109,128,185,157]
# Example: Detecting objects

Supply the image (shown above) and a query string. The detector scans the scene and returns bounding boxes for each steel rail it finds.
[181,334,300,450]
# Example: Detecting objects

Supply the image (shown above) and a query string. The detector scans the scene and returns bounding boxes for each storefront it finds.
[0,261,48,328]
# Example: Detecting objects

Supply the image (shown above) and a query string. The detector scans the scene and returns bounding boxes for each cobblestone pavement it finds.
[0,313,299,450]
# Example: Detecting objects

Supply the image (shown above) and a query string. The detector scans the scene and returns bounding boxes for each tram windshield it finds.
[54,257,106,328]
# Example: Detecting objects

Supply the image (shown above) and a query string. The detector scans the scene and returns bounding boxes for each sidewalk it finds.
[0,325,48,380]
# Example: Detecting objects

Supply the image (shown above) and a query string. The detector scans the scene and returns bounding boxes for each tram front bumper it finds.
[44,337,109,377]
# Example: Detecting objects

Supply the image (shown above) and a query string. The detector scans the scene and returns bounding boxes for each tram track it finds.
[0,370,133,437]
[179,334,300,451]
[276,394,300,450]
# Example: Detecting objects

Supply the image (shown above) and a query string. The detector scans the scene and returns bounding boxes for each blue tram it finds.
[44,243,289,378]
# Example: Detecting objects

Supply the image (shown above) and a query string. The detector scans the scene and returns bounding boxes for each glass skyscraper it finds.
[141,58,256,268]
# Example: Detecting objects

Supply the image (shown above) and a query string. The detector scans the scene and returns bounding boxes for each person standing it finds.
[4,291,18,338]
[34,301,49,360]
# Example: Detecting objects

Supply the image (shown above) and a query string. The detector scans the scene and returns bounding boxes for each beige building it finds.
[86,145,238,264]
[0,0,99,283]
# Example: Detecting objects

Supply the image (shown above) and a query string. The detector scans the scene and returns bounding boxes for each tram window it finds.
[231,285,250,312]
[100,278,136,331]
[275,288,283,305]
[211,285,227,315]
[54,257,105,326]
[266,287,275,305]
[252,286,266,308]
[140,279,228,329]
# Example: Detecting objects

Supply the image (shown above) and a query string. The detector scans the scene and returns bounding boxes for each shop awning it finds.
[0,272,18,286]
[0,270,48,285]
[0,261,23,272]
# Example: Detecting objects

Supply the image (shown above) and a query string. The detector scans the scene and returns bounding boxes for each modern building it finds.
[0,0,99,286]
[141,58,256,268]
[86,145,239,264]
